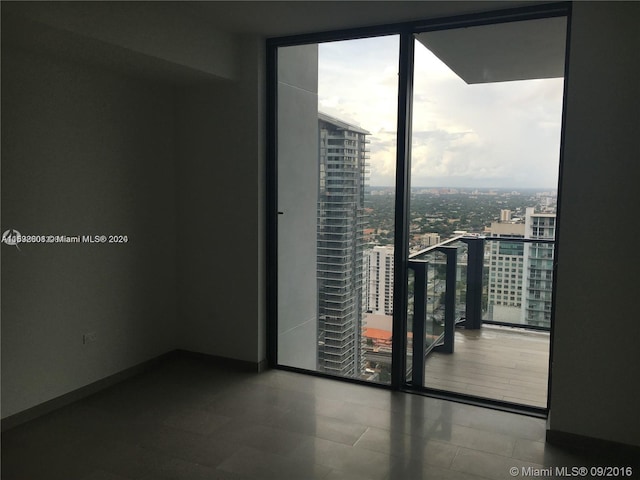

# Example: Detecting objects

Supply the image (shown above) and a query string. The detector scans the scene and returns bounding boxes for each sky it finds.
[318,34,565,189]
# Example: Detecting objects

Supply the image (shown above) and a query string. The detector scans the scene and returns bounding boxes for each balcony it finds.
[408,236,554,409]
[423,324,549,407]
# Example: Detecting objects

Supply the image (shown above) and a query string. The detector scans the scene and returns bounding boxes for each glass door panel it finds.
[276,36,399,384]
[409,16,566,407]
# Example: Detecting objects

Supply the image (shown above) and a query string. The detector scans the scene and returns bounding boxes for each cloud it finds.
[318,35,564,188]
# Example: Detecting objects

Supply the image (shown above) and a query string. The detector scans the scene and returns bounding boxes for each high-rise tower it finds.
[365,246,395,316]
[486,222,526,323]
[317,112,369,377]
[486,208,556,328]
[523,207,556,327]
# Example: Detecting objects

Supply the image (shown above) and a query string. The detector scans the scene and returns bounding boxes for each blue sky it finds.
[318,35,564,189]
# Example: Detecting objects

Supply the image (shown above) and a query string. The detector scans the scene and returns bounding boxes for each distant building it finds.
[486,208,556,328]
[422,232,441,247]
[523,207,556,327]
[365,246,394,315]
[317,112,370,378]
[489,222,525,237]
[500,209,512,222]
[486,222,526,323]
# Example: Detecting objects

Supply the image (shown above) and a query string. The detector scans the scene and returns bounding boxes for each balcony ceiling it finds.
[415,16,567,84]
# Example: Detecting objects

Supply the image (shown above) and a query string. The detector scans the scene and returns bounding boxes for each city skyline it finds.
[318,34,564,189]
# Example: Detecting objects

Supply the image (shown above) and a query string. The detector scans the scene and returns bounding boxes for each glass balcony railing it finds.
[407,236,462,385]
[407,235,554,389]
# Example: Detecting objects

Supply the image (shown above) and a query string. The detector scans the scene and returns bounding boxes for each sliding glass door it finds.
[409,17,566,408]
[269,4,568,411]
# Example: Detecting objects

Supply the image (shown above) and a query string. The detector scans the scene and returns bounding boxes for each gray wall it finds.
[175,35,266,364]
[1,2,238,82]
[550,1,640,447]
[1,6,265,418]
[1,47,177,418]
[276,44,320,370]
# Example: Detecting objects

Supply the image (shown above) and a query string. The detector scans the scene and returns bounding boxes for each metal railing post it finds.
[409,260,427,388]
[435,246,457,353]
[463,237,484,330]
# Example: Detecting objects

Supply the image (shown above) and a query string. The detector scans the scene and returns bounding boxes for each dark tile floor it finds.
[2,355,639,480]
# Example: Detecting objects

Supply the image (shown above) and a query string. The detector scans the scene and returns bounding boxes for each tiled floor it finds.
[2,355,638,480]
[424,326,550,408]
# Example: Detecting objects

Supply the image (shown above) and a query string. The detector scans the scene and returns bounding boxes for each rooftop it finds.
[319,111,371,135]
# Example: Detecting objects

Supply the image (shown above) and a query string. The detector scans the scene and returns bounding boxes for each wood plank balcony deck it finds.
[423,325,550,408]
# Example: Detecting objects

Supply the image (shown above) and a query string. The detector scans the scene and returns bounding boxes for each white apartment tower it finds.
[317,112,369,378]
[365,246,394,315]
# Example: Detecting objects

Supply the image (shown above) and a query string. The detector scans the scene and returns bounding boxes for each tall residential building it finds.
[486,222,526,323]
[365,246,394,315]
[523,207,556,327]
[486,208,556,328]
[317,112,369,377]
[422,232,441,248]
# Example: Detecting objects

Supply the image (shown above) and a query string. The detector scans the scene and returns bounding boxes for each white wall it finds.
[1,47,177,418]
[175,35,266,365]
[550,1,640,447]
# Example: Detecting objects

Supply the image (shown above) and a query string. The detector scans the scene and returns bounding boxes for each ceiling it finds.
[2,1,564,84]
[416,16,567,84]
[187,1,566,84]
[185,1,540,37]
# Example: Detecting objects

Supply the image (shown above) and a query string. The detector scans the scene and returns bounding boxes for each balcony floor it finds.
[424,325,550,408]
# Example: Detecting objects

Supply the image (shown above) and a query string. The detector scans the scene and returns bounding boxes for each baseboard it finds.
[1,350,269,432]
[174,349,268,373]
[546,429,640,457]
[1,351,174,432]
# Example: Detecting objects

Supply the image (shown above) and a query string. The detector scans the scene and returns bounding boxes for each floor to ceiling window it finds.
[410,17,566,409]
[275,36,399,384]
[268,3,569,413]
